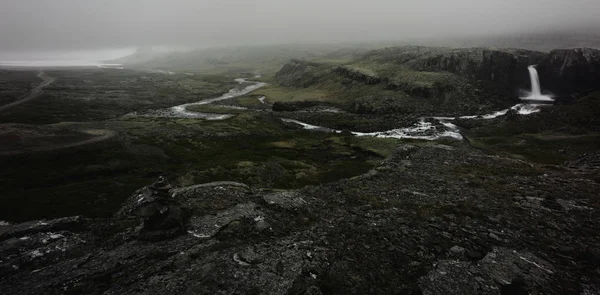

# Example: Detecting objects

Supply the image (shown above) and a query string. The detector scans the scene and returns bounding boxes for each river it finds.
[132,76,551,141]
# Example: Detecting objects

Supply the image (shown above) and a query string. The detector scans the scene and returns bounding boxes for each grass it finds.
[466,132,600,165]
[254,85,332,103]
[350,137,402,157]
[236,96,267,108]
[459,93,600,165]
[270,140,297,148]
[0,110,401,222]
[0,69,237,124]
[341,65,379,77]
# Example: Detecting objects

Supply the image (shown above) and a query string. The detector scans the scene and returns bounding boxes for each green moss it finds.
[236,96,266,107]
[0,112,388,221]
[350,137,402,157]
[254,85,332,103]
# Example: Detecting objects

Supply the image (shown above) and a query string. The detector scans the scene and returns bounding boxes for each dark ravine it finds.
[1,143,599,294]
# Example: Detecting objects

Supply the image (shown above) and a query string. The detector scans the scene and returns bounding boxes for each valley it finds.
[0,44,599,294]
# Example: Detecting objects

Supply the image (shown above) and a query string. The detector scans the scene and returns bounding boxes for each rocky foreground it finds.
[1,144,598,294]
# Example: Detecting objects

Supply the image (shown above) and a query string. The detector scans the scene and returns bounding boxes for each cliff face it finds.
[536,48,600,98]
[276,47,547,97]
[359,46,547,90]
[273,47,549,115]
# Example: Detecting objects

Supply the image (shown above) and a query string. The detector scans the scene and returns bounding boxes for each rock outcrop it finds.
[536,48,600,98]
[116,176,191,240]
[273,47,550,116]
[359,46,547,90]
[420,247,555,295]
[1,145,599,294]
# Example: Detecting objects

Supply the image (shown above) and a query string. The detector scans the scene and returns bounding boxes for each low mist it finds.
[1,0,599,55]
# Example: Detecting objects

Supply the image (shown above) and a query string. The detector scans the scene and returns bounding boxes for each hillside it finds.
[271,46,547,116]
[1,45,600,294]
[112,45,372,75]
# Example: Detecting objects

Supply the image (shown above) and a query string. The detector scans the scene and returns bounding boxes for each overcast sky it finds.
[0,0,598,52]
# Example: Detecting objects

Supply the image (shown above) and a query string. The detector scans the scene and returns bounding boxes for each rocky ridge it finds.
[1,144,598,294]
[274,47,600,116]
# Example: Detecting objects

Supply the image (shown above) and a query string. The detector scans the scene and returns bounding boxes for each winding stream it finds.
[284,103,547,141]
[131,78,267,120]
[132,76,550,141]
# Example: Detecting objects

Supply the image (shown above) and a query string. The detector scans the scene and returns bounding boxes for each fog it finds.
[1,0,599,54]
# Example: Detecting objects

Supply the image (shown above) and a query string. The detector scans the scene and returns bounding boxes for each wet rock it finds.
[0,216,84,242]
[1,144,599,294]
[116,177,190,240]
[420,248,554,295]
[263,191,307,210]
[448,245,466,257]
[116,176,173,218]
[565,151,600,170]
[488,232,502,242]
[172,181,252,215]
[187,202,263,238]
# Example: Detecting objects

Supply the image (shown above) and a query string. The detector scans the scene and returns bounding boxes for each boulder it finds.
[116,177,191,239]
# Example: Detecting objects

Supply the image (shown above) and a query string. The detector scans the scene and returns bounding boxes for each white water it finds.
[125,66,548,140]
[284,101,549,141]
[135,78,267,120]
[520,66,554,102]
[283,117,463,140]
[285,65,555,141]
[135,74,546,140]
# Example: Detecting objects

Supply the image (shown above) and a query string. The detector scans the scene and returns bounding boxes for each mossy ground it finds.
[1,64,597,225]
[253,85,333,104]
[458,93,600,165]
[0,94,399,221]
[0,69,237,124]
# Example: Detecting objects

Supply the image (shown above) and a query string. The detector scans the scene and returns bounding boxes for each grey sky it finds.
[0,0,598,51]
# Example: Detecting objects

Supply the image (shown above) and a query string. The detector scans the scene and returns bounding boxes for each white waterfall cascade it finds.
[520,66,554,102]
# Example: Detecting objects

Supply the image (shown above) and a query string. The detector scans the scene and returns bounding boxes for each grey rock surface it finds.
[1,145,599,294]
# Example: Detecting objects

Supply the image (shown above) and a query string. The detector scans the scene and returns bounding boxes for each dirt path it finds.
[0,129,117,156]
[0,71,55,113]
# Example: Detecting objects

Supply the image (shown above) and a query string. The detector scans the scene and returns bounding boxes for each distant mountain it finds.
[106,44,374,75]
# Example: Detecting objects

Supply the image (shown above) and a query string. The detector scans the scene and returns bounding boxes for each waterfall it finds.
[521,65,554,102]
[528,66,542,97]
